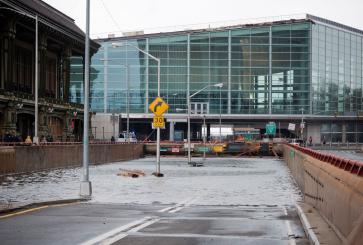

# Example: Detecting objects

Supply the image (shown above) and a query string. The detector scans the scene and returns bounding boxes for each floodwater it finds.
[0,157,302,208]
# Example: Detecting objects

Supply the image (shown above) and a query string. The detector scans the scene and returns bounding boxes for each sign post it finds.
[149,96,169,177]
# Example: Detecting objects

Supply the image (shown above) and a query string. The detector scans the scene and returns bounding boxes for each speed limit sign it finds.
[152,116,165,128]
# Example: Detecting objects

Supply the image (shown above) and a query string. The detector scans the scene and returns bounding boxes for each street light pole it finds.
[219,86,222,142]
[126,65,130,143]
[203,115,206,160]
[300,107,304,141]
[156,58,161,174]
[111,42,161,175]
[80,0,91,197]
[187,97,191,164]
[187,83,223,164]
[34,14,39,144]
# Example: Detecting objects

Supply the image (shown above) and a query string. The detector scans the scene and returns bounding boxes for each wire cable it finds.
[99,0,123,33]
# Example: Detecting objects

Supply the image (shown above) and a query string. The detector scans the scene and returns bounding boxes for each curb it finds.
[0,198,90,215]
[295,203,320,245]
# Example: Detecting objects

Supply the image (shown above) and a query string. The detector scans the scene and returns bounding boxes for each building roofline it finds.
[95,13,363,42]
[0,0,100,50]
[95,18,312,42]
[307,14,363,35]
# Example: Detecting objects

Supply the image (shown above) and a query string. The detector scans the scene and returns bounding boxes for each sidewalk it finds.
[296,202,342,245]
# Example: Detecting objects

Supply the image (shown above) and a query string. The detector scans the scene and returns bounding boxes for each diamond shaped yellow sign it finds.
[149,97,169,116]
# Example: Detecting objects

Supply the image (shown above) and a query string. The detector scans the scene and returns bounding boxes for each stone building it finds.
[0,0,99,142]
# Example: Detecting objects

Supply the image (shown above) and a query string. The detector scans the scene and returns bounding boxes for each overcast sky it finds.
[44,0,363,38]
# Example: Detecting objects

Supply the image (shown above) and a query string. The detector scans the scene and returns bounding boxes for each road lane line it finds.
[169,206,184,213]
[80,217,152,245]
[99,218,160,245]
[158,206,174,213]
[99,197,198,244]
[0,205,49,219]
[169,196,198,213]
[128,218,160,232]
[158,196,195,213]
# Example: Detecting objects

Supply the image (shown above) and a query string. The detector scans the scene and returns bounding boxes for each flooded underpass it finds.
[0,157,309,244]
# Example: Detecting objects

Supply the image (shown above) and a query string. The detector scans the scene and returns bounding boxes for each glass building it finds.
[70,14,363,143]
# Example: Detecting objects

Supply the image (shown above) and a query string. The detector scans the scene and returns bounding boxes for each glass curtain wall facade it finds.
[312,24,363,116]
[70,18,363,117]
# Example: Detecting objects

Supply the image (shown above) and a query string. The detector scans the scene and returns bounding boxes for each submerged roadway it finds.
[0,157,309,244]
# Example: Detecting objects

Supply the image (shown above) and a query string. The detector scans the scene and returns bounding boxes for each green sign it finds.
[198,146,210,153]
[290,150,295,158]
[265,122,276,136]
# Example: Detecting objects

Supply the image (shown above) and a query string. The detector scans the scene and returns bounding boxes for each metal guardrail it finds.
[288,143,363,177]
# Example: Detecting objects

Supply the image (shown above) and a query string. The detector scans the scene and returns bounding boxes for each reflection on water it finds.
[0,157,301,208]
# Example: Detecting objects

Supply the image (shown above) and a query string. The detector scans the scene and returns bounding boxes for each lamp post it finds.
[219,85,222,142]
[186,83,223,165]
[300,107,305,142]
[111,42,161,175]
[0,7,38,144]
[80,0,91,197]
[203,115,206,160]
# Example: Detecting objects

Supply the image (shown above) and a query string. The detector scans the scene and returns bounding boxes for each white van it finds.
[117,132,137,143]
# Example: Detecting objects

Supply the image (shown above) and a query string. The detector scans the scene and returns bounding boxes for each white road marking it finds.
[158,197,194,213]
[169,196,198,213]
[128,218,160,233]
[158,196,197,213]
[80,217,151,245]
[85,197,198,245]
[283,207,296,245]
[295,203,320,245]
[100,218,160,245]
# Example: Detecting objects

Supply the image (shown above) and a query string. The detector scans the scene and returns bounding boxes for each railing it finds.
[288,143,363,177]
[0,141,141,146]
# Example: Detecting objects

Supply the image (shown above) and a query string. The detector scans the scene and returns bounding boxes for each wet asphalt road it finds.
[0,157,309,244]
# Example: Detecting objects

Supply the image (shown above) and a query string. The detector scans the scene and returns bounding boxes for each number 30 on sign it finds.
[152,116,165,128]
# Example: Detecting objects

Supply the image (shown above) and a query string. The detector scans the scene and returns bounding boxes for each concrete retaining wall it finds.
[282,144,363,245]
[0,144,144,175]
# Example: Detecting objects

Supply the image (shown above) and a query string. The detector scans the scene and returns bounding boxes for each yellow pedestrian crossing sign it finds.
[149,97,169,116]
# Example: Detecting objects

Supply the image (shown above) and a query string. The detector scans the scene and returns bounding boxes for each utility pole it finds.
[300,108,304,141]
[203,115,206,160]
[80,0,91,197]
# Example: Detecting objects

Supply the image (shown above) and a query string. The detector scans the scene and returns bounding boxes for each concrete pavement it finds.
[0,202,309,245]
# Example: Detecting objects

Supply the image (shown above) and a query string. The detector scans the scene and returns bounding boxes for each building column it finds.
[342,124,346,143]
[0,18,16,90]
[61,47,72,102]
[38,101,49,139]
[169,121,175,141]
[1,100,17,138]
[306,123,321,144]
[268,26,272,114]
[62,111,70,141]
[39,33,48,97]
[228,30,231,114]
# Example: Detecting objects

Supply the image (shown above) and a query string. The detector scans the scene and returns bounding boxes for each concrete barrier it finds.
[282,144,363,245]
[0,144,144,175]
